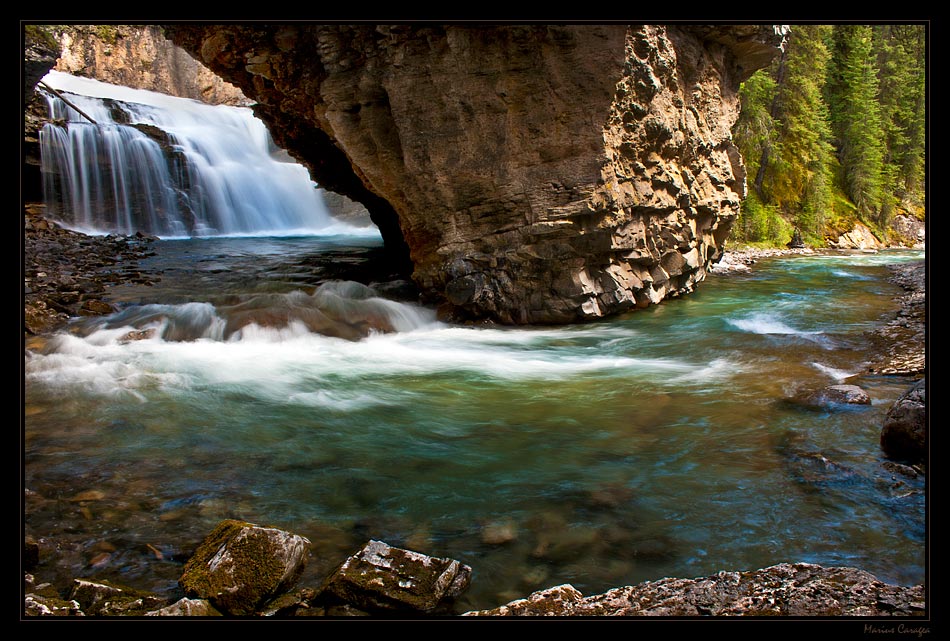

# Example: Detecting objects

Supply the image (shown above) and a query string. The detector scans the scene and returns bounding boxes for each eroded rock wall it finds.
[164,24,786,323]
[53,25,249,105]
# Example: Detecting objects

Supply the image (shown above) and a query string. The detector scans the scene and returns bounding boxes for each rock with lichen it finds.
[178,519,311,616]
[68,577,167,616]
[24,594,85,617]
[320,539,472,614]
[464,562,926,616]
[146,597,223,616]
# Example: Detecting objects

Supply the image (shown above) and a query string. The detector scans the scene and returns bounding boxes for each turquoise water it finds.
[23,239,926,612]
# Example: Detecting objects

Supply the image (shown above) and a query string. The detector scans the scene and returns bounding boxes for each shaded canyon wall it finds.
[164,24,787,323]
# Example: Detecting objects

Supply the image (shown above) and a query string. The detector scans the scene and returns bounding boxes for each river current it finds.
[25,71,926,613]
[23,234,926,612]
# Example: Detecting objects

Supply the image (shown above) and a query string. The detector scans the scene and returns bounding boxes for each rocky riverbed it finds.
[23,204,161,337]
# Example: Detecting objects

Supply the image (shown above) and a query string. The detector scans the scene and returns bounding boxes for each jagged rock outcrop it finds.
[23,27,60,202]
[890,214,926,248]
[463,563,926,616]
[866,260,926,376]
[164,24,787,324]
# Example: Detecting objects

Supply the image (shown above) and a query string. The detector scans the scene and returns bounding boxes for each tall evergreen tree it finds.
[732,67,781,242]
[826,25,888,224]
[873,24,926,213]
[769,25,835,237]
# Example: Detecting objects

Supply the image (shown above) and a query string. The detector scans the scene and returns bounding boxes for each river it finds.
[24,71,926,613]
[23,235,925,612]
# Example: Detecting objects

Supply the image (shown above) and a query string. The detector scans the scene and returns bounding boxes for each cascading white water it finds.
[38,70,369,238]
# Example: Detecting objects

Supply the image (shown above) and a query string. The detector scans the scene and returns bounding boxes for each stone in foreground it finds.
[178,519,311,616]
[321,539,472,613]
[68,577,166,616]
[464,563,925,616]
[146,597,223,616]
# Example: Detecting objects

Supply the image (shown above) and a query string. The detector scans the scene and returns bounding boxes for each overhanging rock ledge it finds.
[164,24,787,323]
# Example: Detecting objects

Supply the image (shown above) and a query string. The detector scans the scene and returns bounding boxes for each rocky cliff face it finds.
[164,25,786,323]
[52,25,249,106]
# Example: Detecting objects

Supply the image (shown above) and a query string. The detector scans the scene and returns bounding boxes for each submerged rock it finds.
[321,539,472,614]
[805,384,872,407]
[178,519,311,616]
[787,384,872,410]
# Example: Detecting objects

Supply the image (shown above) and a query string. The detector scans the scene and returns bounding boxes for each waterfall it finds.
[37,70,370,238]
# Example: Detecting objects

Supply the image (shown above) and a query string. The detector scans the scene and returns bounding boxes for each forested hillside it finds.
[731,24,926,247]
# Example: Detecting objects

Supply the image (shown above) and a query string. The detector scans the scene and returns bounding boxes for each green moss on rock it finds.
[179,519,311,616]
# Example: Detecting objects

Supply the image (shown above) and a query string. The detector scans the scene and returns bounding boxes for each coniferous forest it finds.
[731,24,926,246]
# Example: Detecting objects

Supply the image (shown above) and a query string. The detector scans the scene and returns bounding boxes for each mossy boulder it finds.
[321,539,472,614]
[179,519,311,616]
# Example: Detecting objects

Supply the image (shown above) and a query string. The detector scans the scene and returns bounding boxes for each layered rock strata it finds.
[164,24,786,323]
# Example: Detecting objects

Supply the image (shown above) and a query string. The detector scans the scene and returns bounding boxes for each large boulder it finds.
[832,222,885,250]
[321,539,472,614]
[881,379,926,463]
[163,24,787,324]
[178,519,311,616]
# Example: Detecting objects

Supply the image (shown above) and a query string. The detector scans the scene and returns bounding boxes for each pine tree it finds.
[873,24,926,214]
[826,25,888,225]
[732,25,836,243]
[769,25,836,238]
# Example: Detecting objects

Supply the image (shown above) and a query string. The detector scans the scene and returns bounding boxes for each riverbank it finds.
[23,204,160,337]
[710,245,818,273]
[713,243,926,378]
